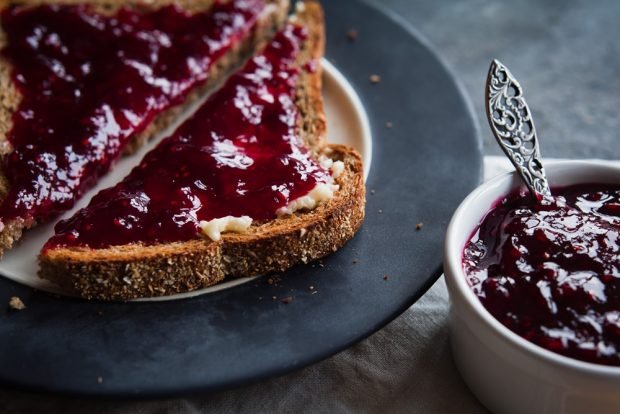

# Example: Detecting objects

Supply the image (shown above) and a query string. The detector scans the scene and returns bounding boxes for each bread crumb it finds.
[97,376,103,384]
[347,29,358,41]
[311,291,318,295]
[416,222,424,231]
[370,189,375,195]
[383,275,389,281]
[267,275,282,286]
[281,296,293,304]
[370,74,381,84]
[309,285,315,291]
[272,296,277,301]
[318,261,324,268]
[378,209,383,214]
[8,296,25,310]
[386,121,393,128]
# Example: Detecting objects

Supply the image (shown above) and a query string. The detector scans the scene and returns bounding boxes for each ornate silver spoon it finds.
[485,59,551,201]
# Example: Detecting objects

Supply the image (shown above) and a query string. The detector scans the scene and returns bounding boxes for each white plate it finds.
[0,59,372,301]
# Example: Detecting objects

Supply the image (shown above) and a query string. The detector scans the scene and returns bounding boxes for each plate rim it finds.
[0,0,482,398]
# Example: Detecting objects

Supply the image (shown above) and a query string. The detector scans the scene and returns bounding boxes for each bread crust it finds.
[39,1,367,301]
[0,0,289,254]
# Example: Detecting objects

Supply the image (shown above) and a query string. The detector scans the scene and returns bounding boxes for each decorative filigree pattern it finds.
[486,59,551,199]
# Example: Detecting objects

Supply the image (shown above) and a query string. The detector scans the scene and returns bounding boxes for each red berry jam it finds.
[464,184,620,366]
[44,24,331,250]
[0,0,265,227]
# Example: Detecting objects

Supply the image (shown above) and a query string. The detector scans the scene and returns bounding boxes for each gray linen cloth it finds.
[10,156,608,413]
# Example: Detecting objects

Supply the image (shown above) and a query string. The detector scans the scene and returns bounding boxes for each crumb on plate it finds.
[8,296,25,310]
[281,296,293,304]
[347,29,358,41]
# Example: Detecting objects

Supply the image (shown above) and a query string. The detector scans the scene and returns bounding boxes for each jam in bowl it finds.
[444,161,620,414]
[463,183,620,366]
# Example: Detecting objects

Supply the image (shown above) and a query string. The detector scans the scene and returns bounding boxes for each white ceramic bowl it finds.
[444,161,620,414]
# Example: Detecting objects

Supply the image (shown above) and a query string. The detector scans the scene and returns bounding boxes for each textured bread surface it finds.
[0,0,289,254]
[39,1,367,301]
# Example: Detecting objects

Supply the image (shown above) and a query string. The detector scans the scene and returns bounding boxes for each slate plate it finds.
[0,0,481,397]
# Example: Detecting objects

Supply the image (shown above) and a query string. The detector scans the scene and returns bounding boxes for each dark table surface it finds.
[367,0,620,160]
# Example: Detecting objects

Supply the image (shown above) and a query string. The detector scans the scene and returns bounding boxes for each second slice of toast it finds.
[39,1,366,301]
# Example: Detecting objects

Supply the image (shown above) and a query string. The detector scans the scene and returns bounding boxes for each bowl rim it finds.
[445,159,620,377]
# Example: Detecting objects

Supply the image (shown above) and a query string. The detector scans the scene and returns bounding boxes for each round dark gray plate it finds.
[0,0,481,398]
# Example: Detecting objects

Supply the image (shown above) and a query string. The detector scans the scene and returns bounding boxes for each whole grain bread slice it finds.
[39,1,366,301]
[0,0,289,255]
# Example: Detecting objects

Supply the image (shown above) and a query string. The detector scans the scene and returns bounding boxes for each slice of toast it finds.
[0,0,289,255]
[39,1,366,301]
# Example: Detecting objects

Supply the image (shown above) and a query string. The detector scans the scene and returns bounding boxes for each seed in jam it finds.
[0,0,266,226]
[44,24,332,250]
[463,184,620,366]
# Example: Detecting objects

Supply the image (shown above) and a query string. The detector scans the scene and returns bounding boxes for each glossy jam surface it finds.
[0,0,264,225]
[464,184,620,366]
[45,24,331,249]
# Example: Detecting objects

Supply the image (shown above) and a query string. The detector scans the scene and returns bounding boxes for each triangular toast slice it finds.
[0,0,288,254]
[39,1,366,301]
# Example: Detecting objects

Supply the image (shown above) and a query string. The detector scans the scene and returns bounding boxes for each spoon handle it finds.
[485,59,551,200]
